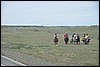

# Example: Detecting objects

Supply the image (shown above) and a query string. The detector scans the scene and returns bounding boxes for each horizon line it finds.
[1,24,99,26]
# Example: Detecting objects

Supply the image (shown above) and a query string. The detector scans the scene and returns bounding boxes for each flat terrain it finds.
[1,26,99,66]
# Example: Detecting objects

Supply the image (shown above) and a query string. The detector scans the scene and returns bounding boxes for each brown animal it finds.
[82,38,90,45]
[53,33,58,45]
[54,37,58,45]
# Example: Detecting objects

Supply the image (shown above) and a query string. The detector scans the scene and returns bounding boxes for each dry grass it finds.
[1,26,99,66]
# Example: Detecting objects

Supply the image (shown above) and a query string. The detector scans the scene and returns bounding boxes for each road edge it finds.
[1,55,27,66]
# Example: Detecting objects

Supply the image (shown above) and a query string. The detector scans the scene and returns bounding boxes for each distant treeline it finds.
[1,25,43,27]
[90,25,99,27]
[1,25,99,28]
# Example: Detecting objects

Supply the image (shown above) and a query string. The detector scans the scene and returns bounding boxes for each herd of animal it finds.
[53,33,91,45]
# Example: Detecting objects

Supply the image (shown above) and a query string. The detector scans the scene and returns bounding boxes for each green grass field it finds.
[1,26,99,66]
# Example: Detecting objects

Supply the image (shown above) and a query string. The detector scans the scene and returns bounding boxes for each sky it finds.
[1,1,99,26]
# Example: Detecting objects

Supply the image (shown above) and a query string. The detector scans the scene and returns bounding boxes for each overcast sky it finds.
[1,1,99,26]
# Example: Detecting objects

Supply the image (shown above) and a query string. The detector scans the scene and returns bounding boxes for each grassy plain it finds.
[1,26,99,66]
